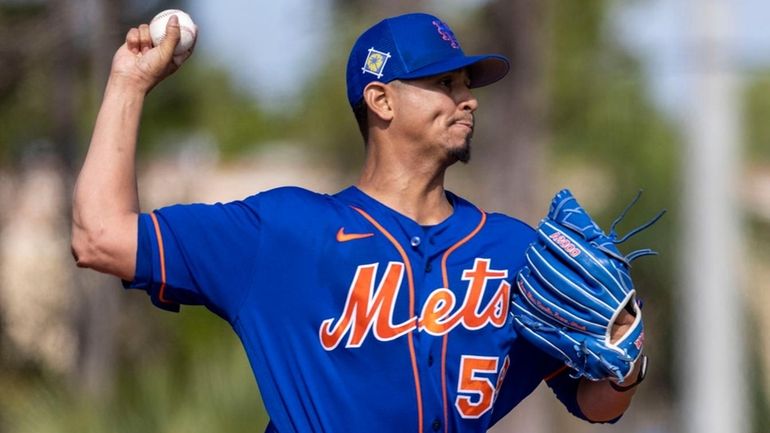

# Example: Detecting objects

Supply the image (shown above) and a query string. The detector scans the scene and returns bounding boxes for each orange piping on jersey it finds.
[351,206,424,433]
[439,209,487,433]
[149,212,172,304]
[544,365,569,382]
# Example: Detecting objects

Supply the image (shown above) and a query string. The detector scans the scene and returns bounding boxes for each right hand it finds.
[110,15,195,93]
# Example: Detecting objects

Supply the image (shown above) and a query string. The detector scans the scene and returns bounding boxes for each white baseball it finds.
[149,9,197,55]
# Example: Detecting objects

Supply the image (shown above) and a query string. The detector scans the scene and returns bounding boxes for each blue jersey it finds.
[125,186,592,432]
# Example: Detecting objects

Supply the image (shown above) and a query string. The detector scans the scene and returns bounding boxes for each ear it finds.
[362,82,394,122]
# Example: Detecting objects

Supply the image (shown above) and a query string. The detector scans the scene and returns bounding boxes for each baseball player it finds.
[72,12,645,433]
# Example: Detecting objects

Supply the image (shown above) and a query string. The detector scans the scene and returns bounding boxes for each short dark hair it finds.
[352,98,369,144]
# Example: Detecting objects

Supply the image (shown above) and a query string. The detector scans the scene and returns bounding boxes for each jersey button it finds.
[410,236,421,247]
[428,354,434,366]
[425,262,432,273]
[432,419,442,431]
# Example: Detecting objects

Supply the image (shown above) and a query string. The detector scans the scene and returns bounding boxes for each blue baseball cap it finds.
[346,13,510,107]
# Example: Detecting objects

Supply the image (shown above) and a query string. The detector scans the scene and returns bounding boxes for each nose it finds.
[458,86,478,113]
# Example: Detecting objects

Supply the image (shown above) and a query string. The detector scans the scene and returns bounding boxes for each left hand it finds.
[511,189,654,383]
[611,309,636,344]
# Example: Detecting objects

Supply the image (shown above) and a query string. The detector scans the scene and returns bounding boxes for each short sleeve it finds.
[490,337,623,426]
[490,339,569,424]
[123,196,262,321]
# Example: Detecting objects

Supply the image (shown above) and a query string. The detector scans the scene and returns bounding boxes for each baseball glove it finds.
[511,189,663,383]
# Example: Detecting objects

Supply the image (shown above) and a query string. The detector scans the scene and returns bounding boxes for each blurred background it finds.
[0,0,768,432]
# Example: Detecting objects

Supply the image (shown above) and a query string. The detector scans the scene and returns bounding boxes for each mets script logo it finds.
[432,20,460,49]
[319,258,510,350]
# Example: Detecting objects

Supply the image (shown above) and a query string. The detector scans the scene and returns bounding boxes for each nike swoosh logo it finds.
[336,227,374,242]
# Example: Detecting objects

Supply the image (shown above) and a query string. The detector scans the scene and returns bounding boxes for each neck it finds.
[356,138,454,226]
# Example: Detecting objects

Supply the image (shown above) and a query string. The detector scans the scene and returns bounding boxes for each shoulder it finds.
[157,187,333,222]
[242,186,354,229]
[241,186,338,214]
[245,186,329,206]
[484,212,535,237]
[446,192,536,243]
[156,187,329,215]
[483,212,537,254]
[446,192,537,251]
[150,187,337,230]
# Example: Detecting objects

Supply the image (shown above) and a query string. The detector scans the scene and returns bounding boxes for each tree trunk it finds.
[477,1,552,431]
[52,0,123,399]
[476,0,549,225]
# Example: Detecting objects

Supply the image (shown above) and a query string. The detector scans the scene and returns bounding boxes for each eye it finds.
[439,76,453,88]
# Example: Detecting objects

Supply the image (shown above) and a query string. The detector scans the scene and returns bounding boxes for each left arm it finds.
[576,362,641,421]
[576,309,643,421]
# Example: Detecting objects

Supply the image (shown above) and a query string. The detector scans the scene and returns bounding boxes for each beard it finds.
[447,136,472,164]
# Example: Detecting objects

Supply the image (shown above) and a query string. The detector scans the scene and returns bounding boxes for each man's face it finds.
[389,69,478,164]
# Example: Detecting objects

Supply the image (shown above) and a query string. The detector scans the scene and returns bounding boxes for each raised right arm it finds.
[71,15,192,280]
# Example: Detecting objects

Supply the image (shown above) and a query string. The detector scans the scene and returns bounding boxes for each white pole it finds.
[681,1,747,433]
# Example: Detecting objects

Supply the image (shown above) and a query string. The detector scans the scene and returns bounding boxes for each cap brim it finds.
[396,54,510,88]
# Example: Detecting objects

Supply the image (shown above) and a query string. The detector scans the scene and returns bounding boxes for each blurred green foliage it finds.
[0,2,274,431]
[743,158,770,433]
[546,0,679,394]
[2,0,769,432]
[139,63,289,159]
[745,75,770,163]
[0,1,679,432]
[748,308,770,433]
[0,3,55,165]
[4,307,265,433]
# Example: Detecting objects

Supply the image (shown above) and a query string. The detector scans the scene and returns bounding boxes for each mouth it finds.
[453,120,474,132]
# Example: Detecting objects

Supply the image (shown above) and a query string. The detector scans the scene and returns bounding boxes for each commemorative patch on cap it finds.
[362,47,391,79]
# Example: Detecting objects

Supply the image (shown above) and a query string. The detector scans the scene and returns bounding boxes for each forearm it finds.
[71,16,189,280]
[72,76,145,279]
[575,362,640,422]
[78,76,145,212]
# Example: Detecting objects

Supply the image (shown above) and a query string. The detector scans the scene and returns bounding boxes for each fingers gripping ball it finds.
[511,189,663,383]
[150,9,197,55]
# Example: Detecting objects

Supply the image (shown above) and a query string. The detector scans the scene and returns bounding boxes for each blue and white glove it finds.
[512,189,662,383]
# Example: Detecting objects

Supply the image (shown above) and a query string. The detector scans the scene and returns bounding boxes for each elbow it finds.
[70,212,137,280]
[70,224,101,269]
[71,215,113,271]
[71,199,97,268]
